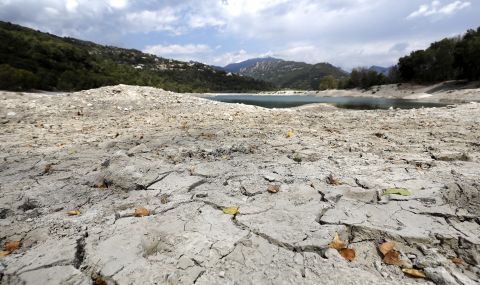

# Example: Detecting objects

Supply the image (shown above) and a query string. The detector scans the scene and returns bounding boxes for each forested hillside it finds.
[398,27,480,83]
[0,21,273,92]
[239,60,347,90]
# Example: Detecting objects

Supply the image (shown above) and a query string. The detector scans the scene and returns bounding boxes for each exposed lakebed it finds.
[209,94,448,109]
[1,85,479,285]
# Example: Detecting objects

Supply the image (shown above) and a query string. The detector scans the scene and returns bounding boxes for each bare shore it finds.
[0,85,479,284]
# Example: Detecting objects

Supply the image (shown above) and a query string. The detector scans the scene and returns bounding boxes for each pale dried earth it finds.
[258,81,480,104]
[0,85,479,285]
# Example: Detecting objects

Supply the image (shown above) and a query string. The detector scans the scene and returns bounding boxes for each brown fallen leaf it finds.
[4,240,21,252]
[94,180,108,189]
[383,250,402,266]
[67,210,81,216]
[0,251,11,257]
[329,233,346,250]
[93,276,107,285]
[449,257,464,264]
[340,248,356,262]
[379,241,396,256]
[44,164,53,174]
[326,174,341,186]
[402,268,426,278]
[134,207,150,217]
[267,185,280,193]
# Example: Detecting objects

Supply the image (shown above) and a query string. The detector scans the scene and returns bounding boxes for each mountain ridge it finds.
[223,57,283,73]
[0,21,273,92]
[237,60,348,90]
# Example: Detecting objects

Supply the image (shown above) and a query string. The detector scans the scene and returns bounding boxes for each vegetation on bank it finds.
[0,21,274,92]
[327,27,480,90]
[398,27,480,83]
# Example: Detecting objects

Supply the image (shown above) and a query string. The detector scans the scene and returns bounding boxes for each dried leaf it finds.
[0,251,10,257]
[93,276,107,285]
[340,248,356,262]
[160,194,169,204]
[383,250,402,266]
[94,180,108,189]
[379,241,396,256]
[329,233,346,250]
[286,129,294,138]
[383,188,411,196]
[402,268,426,278]
[267,185,280,194]
[44,164,53,174]
[67,210,81,216]
[222,206,239,215]
[449,257,464,264]
[4,241,21,252]
[134,207,150,217]
[326,174,341,186]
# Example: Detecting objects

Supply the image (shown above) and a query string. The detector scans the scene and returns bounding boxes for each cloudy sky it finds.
[0,0,478,69]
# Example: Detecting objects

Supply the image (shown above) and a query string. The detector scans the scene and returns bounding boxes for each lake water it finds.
[208,95,447,110]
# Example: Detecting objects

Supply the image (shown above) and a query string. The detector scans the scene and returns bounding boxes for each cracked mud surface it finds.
[0,85,479,284]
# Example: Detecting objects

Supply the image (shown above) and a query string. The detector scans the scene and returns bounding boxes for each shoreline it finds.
[200,82,480,105]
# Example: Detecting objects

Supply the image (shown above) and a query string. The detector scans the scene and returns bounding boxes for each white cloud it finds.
[125,8,179,33]
[211,49,250,65]
[407,1,471,19]
[187,14,225,29]
[65,0,78,13]
[108,0,128,9]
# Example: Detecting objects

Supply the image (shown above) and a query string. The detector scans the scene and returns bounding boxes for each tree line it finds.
[398,27,480,83]
[319,27,480,90]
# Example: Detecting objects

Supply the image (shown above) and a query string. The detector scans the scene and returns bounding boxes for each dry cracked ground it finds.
[0,85,479,285]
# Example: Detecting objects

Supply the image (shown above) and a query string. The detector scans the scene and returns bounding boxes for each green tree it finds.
[346,68,386,89]
[319,75,338,90]
[398,28,480,83]
[0,64,38,90]
[454,28,480,80]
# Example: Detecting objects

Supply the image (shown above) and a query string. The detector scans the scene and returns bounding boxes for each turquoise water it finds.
[209,95,447,110]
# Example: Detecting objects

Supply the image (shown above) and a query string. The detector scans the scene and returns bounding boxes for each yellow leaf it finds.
[340,248,356,262]
[329,233,346,250]
[383,188,411,196]
[286,129,294,138]
[67,210,81,216]
[379,241,395,256]
[402,268,426,278]
[4,241,21,252]
[134,207,150,217]
[223,206,239,215]
[0,251,10,257]
[383,250,402,266]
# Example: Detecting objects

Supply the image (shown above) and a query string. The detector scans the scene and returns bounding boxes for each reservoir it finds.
[208,95,448,110]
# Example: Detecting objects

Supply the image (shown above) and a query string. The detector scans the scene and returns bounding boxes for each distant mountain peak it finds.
[223,57,283,73]
[238,59,347,90]
[369,65,392,76]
